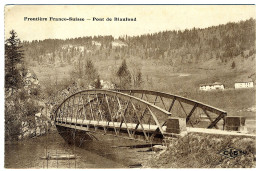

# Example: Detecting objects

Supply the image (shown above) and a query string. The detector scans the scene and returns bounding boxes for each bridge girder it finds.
[115,89,227,129]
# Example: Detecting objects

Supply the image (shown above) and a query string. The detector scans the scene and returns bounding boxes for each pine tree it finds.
[78,53,83,78]
[84,58,98,83]
[5,30,24,91]
[116,59,131,89]
[231,61,236,69]
[135,71,142,88]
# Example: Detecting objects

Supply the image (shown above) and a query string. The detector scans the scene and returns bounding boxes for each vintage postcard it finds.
[4,5,256,168]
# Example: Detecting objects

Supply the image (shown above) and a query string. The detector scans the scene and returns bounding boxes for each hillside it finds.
[21,18,255,90]
[22,18,255,66]
[20,18,256,122]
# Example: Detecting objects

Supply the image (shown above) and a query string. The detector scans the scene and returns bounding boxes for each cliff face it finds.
[5,70,53,141]
[19,113,52,140]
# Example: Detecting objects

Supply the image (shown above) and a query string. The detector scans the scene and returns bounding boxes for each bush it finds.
[30,86,41,96]
[23,100,40,117]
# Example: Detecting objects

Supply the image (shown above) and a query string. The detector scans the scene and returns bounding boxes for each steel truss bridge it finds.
[54,89,227,143]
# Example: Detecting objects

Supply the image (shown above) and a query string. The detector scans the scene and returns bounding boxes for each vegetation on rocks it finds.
[5,85,44,141]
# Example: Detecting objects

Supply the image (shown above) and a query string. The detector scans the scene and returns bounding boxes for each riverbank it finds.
[5,127,256,168]
[143,132,256,168]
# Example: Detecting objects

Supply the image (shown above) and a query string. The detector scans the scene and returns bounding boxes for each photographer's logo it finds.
[219,147,247,159]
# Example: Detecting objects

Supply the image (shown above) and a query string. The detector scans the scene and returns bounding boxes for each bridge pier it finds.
[56,125,94,146]
[165,117,187,136]
[224,116,247,132]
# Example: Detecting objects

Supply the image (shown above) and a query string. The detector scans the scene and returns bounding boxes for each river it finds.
[5,131,155,168]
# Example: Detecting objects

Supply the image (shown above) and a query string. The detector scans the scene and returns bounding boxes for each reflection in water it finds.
[5,131,126,168]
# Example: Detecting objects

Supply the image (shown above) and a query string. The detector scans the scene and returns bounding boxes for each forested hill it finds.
[22,18,255,65]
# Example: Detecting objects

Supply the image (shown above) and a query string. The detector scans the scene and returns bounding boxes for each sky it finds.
[5,5,256,41]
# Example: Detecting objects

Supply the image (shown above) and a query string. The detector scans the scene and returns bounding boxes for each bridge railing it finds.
[115,90,227,129]
[54,90,172,141]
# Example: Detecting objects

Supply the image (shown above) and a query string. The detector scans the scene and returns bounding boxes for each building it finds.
[112,40,127,47]
[92,41,101,46]
[234,79,254,89]
[199,82,225,91]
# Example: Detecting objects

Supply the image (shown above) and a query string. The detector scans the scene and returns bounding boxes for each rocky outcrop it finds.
[19,112,54,140]
[5,69,54,141]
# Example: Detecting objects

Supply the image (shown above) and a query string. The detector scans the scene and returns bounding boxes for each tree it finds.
[84,58,99,83]
[5,30,24,91]
[78,53,83,78]
[116,59,131,89]
[134,71,143,88]
[94,75,102,89]
[231,61,236,69]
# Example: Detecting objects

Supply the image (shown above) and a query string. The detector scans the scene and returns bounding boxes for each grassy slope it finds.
[30,53,256,120]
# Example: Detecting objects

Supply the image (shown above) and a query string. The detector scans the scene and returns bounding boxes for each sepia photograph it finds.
[4,4,256,168]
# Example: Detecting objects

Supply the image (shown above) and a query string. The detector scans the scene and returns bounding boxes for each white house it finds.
[234,80,254,89]
[199,82,225,91]
[92,41,101,46]
[112,40,127,47]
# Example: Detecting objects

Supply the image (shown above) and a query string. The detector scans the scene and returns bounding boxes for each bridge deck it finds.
[55,119,254,138]
[56,118,167,133]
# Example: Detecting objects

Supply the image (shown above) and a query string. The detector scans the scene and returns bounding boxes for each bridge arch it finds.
[54,89,227,142]
[55,89,172,141]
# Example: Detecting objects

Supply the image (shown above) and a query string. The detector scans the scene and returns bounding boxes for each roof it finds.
[235,78,253,83]
[199,82,224,86]
[235,81,254,84]
[112,40,127,46]
[212,82,223,85]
